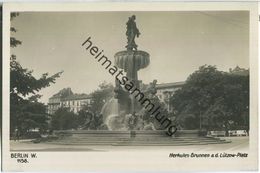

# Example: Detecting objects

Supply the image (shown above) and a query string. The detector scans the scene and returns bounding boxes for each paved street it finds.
[10,137,249,152]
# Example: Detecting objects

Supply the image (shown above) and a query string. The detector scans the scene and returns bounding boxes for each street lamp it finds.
[199,109,202,130]
[198,101,202,130]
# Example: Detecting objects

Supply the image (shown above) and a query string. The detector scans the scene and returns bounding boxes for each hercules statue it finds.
[126,15,140,51]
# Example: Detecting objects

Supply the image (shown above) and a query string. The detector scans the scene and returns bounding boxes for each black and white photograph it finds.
[2,2,258,172]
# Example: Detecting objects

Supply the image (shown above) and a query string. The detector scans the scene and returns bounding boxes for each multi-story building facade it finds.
[48,88,92,115]
[60,94,92,113]
[155,81,185,112]
[48,81,184,115]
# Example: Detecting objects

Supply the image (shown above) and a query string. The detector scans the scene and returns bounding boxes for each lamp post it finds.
[198,101,202,130]
[199,109,202,130]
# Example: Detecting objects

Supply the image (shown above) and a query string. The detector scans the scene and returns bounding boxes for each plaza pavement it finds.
[10,136,249,152]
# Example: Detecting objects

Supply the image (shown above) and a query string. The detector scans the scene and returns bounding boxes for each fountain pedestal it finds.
[102,15,151,130]
[114,50,150,114]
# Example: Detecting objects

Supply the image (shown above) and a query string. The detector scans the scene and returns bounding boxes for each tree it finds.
[89,81,114,114]
[171,65,249,131]
[50,108,78,130]
[14,101,49,134]
[77,108,95,128]
[75,81,114,130]
[10,55,62,105]
[10,13,62,136]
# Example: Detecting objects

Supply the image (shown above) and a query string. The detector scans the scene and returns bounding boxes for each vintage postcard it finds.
[2,2,258,171]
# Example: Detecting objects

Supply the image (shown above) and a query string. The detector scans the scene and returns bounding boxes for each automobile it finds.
[228,130,248,136]
[207,131,226,137]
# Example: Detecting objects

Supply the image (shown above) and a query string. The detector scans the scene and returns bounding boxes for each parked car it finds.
[228,130,248,136]
[207,131,226,137]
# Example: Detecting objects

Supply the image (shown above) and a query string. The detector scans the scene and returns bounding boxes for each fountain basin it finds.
[114,50,150,71]
[53,130,201,138]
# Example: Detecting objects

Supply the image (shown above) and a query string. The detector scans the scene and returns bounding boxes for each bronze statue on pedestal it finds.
[126,15,140,51]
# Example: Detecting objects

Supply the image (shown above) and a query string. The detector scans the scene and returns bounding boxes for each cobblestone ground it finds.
[10,137,249,152]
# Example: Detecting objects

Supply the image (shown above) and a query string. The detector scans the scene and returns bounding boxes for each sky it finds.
[11,11,249,104]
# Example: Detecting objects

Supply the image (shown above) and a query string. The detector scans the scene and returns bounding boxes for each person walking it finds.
[14,128,20,141]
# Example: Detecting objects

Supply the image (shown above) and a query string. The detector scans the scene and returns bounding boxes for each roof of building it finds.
[62,94,92,101]
[156,81,185,89]
[50,87,73,99]
[49,88,92,102]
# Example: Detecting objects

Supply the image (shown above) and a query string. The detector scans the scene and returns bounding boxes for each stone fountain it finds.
[101,15,151,130]
[51,15,227,145]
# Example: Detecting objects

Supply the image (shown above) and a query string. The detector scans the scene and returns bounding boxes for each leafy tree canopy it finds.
[171,65,249,130]
[10,13,62,136]
[51,108,78,130]
[89,81,114,114]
